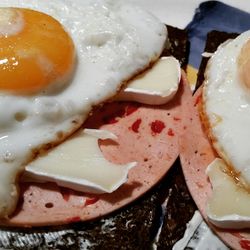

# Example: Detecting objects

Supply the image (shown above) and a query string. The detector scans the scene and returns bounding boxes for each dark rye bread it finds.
[164,25,190,69]
[0,25,195,250]
[196,30,239,91]
[155,160,196,250]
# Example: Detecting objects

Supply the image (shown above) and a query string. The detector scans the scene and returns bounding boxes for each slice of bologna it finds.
[1,73,190,227]
[179,86,250,250]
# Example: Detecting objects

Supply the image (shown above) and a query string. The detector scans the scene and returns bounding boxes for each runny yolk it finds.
[238,39,250,90]
[0,7,75,95]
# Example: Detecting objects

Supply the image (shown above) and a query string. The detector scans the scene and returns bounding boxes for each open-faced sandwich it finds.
[0,0,192,228]
[180,30,250,249]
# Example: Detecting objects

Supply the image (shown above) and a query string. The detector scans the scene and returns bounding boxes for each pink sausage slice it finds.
[179,86,250,250]
[2,73,190,227]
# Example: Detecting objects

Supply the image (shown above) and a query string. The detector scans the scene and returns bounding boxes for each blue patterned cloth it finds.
[186,1,250,68]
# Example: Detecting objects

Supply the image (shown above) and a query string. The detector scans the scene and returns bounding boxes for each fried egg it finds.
[0,0,167,217]
[203,30,250,190]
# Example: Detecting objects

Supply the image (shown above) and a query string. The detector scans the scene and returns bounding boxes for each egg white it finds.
[0,0,167,217]
[203,30,250,189]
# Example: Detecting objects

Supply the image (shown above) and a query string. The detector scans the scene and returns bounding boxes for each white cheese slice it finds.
[115,56,181,105]
[22,129,136,194]
[206,158,250,229]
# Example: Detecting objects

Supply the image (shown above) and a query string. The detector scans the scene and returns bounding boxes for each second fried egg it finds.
[203,30,250,189]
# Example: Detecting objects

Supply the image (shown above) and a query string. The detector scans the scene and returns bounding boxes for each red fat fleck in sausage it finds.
[85,197,99,206]
[131,119,142,133]
[240,240,250,250]
[151,120,165,134]
[173,116,181,121]
[167,128,174,136]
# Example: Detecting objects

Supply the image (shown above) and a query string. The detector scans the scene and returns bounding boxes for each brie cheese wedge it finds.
[116,56,181,105]
[23,129,136,194]
[206,158,250,229]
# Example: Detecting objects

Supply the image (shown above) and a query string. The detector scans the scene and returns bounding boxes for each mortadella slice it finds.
[1,72,190,227]
[179,86,250,250]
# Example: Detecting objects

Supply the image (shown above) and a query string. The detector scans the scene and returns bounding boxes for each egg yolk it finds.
[238,39,250,90]
[0,8,75,95]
